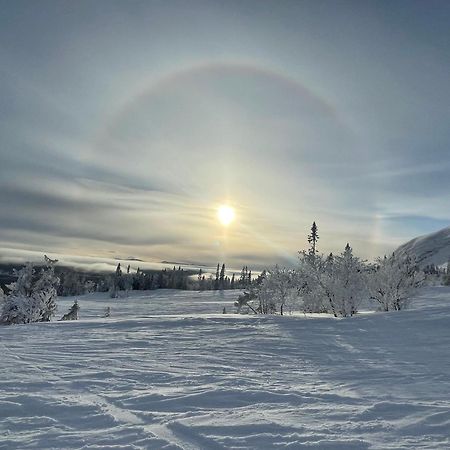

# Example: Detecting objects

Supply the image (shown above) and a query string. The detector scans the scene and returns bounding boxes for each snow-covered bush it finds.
[0,257,60,325]
[367,253,424,311]
[297,244,367,317]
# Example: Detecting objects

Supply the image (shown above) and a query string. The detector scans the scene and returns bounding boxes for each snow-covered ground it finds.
[1,288,449,449]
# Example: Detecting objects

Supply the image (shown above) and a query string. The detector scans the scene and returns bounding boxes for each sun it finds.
[217,205,235,226]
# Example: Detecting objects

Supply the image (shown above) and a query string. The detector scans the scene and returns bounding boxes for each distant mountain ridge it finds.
[396,226,450,267]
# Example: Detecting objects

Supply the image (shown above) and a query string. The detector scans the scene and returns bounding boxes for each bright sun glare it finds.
[217,205,235,226]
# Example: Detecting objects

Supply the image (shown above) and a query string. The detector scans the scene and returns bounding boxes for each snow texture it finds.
[1,288,449,449]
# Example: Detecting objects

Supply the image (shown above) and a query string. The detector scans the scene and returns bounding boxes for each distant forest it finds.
[0,261,258,298]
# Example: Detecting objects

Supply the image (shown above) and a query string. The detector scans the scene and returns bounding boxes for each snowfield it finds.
[1,288,449,449]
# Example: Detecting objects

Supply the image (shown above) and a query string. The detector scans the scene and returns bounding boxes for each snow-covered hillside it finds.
[396,226,450,267]
[1,289,449,449]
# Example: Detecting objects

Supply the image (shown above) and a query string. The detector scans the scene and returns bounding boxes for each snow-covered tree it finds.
[297,244,366,317]
[257,266,298,315]
[367,253,424,311]
[34,256,60,321]
[1,257,60,325]
[297,250,326,313]
[59,300,80,321]
[322,244,367,317]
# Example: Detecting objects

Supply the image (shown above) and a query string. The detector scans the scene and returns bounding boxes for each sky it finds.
[1,0,450,271]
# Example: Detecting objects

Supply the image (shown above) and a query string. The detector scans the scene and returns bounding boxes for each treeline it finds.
[1,258,259,301]
[197,264,262,291]
[107,264,193,298]
[107,263,259,298]
[56,262,258,298]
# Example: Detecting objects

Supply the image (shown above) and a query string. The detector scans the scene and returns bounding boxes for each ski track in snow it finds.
[0,288,449,449]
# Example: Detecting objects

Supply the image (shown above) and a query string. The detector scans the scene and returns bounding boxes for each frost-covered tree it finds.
[60,300,80,321]
[34,256,60,321]
[1,257,60,325]
[257,266,298,315]
[297,244,366,317]
[367,253,424,311]
[322,244,367,317]
[297,250,326,313]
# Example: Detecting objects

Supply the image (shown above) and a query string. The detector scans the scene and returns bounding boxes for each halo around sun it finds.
[217,205,235,226]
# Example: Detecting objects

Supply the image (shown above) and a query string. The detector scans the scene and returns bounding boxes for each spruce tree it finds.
[219,264,226,290]
[214,263,220,290]
[308,221,319,257]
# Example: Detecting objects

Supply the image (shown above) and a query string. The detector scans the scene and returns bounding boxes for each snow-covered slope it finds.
[1,289,450,449]
[396,226,450,267]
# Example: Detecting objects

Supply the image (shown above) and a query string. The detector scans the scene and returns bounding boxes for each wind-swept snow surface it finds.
[1,289,449,449]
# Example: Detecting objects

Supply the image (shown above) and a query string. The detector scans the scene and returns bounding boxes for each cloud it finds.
[1,1,450,268]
